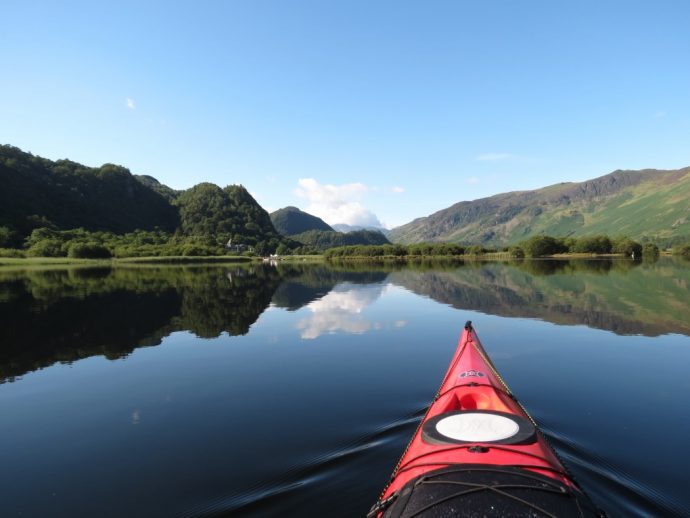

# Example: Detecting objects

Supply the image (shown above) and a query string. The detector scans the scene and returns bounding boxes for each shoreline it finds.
[0,254,326,268]
[2,251,672,268]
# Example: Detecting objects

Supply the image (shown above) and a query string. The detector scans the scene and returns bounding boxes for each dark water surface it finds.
[1,259,689,517]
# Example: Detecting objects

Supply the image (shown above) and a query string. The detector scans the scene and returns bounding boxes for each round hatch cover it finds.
[422,410,536,445]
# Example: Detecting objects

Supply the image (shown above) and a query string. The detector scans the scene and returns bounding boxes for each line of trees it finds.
[290,229,390,250]
[322,234,690,260]
[0,227,257,258]
[516,235,661,258]
[3,224,690,261]
[325,243,468,258]
[0,225,392,259]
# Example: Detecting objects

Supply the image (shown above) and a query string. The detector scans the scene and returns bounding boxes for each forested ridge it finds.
[0,145,396,256]
[0,144,179,237]
[0,144,288,255]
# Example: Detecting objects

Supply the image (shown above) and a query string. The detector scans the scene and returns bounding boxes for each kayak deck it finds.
[370,321,602,517]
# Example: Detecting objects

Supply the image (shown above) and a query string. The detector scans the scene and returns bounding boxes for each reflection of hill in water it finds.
[2,259,688,383]
[388,259,690,337]
[0,265,284,382]
[0,264,392,382]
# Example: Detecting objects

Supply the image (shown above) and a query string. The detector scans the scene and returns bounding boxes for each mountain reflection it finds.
[1,258,688,383]
[388,258,690,337]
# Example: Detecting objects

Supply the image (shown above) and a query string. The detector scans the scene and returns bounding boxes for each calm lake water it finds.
[1,258,689,517]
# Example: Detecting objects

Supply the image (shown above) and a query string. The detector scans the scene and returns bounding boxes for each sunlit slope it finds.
[389,168,690,245]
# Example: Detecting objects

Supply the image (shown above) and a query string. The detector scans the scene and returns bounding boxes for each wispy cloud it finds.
[466,176,480,185]
[475,152,516,162]
[294,178,383,227]
[392,186,405,193]
[653,111,666,119]
[126,98,135,110]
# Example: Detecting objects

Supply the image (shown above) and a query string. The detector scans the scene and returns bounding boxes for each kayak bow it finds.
[370,321,602,517]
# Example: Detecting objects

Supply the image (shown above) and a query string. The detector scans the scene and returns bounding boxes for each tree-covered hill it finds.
[0,144,179,237]
[175,183,284,248]
[134,174,179,202]
[0,144,292,254]
[270,206,334,235]
[389,167,690,247]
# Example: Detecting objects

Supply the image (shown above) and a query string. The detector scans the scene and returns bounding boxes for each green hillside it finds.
[175,183,283,247]
[134,175,179,202]
[270,206,334,235]
[0,144,179,236]
[0,144,288,254]
[389,168,690,246]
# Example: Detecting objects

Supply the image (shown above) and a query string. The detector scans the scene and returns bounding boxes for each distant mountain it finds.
[332,223,388,235]
[270,206,334,235]
[291,229,390,250]
[389,167,690,246]
[269,207,391,250]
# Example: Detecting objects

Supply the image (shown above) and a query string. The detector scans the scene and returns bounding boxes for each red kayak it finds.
[369,321,602,517]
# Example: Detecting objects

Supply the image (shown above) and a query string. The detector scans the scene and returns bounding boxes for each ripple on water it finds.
[179,407,427,517]
[544,427,690,517]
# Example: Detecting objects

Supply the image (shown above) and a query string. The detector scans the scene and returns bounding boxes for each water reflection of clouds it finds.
[296,283,387,339]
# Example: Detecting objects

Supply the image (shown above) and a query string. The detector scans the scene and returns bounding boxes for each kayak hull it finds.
[371,322,601,517]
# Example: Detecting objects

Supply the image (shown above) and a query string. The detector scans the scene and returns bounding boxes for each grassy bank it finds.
[0,254,327,268]
[0,255,252,267]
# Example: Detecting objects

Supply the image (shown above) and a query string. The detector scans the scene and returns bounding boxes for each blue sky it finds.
[1,1,689,228]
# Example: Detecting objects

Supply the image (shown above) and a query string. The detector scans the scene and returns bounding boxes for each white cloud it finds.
[466,176,480,185]
[126,98,135,110]
[476,153,516,162]
[294,178,383,227]
[392,186,405,193]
